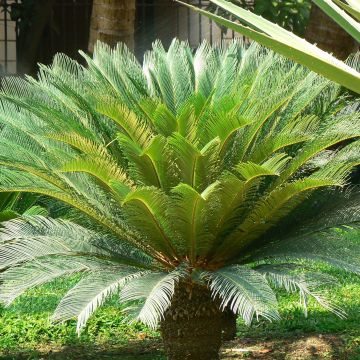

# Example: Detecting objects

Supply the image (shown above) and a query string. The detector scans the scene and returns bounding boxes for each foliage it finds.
[0,40,360,334]
[0,193,48,222]
[180,0,360,94]
[207,0,311,37]
[254,0,311,36]
[333,0,360,21]
[0,0,36,32]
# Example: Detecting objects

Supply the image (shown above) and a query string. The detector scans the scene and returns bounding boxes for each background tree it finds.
[4,0,55,75]
[306,3,358,59]
[88,0,136,53]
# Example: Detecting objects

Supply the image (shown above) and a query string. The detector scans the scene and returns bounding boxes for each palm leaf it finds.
[202,265,280,325]
[178,0,360,94]
[255,263,345,317]
[52,268,144,334]
[120,270,185,329]
[333,0,360,21]
[122,187,178,260]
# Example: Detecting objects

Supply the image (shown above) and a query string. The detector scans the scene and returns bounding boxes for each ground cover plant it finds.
[0,39,360,359]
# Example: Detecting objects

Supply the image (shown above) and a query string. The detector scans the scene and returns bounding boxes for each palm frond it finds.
[0,258,98,305]
[122,187,178,260]
[255,263,345,317]
[0,216,151,269]
[52,268,144,334]
[120,269,186,329]
[202,265,280,325]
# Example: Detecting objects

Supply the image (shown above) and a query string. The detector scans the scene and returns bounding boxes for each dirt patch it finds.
[221,334,347,359]
[0,334,356,359]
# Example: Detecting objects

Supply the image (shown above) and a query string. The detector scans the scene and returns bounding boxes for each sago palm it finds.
[1,40,360,360]
[0,193,48,222]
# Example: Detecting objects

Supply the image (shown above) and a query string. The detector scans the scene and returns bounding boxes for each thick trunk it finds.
[160,281,222,360]
[88,0,136,53]
[305,4,358,59]
[221,308,237,341]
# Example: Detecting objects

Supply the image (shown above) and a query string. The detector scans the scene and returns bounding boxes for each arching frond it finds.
[52,268,144,334]
[0,258,98,305]
[251,229,360,274]
[0,216,151,269]
[202,265,280,325]
[120,269,185,329]
[122,187,178,259]
[235,153,291,180]
[255,263,345,317]
[171,183,217,261]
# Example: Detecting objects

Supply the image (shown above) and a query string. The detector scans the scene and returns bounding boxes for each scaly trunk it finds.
[160,281,222,360]
[221,308,237,341]
[88,0,136,53]
[305,4,358,59]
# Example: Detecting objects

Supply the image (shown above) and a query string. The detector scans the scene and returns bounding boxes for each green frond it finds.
[148,102,178,137]
[80,41,147,109]
[249,115,319,163]
[120,269,185,329]
[177,94,208,143]
[252,229,360,275]
[95,98,154,148]
[61,154,131,191]
[168,133,220,190]
[274,112,360,187]
[119,134,174,190]
[53,268,145,334]
[23,205,49,216]
[0,258,95,305]
[202,265,280,325]
[235,153,291,180]
[0,216,151,270]
[255,263,345,318]
[171,183,218,262]
[122,187,178,259]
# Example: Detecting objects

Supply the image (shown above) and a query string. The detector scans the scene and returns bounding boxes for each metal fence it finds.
[0,0,240,75]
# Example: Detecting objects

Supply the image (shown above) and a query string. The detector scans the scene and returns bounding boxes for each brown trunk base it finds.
[222,308,237,341]
[160,280,222,360]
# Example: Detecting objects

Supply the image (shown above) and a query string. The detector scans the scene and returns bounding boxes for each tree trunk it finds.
[305,4,358,59]
[88,0,136,53]
[160,281,222,360]
[16,0,55,75]
[221,308,237,341]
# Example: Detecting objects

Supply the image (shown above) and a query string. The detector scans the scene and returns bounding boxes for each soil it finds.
[0,334,355,359]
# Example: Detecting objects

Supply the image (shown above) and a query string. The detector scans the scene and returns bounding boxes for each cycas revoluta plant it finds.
[0,193,49,223]
[0,39,360,360]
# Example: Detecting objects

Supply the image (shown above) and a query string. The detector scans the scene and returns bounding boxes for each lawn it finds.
[1,261,360,360]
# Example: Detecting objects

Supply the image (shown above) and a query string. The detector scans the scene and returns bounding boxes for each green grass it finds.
[1,264,360,358]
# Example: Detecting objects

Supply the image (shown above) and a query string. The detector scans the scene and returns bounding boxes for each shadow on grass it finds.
[0,333,357,360]
[0,340,165,360]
